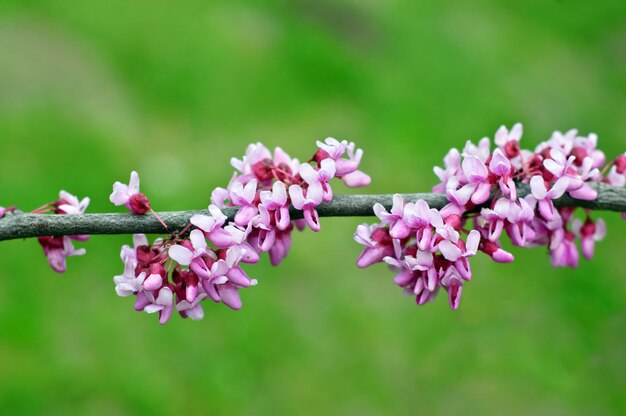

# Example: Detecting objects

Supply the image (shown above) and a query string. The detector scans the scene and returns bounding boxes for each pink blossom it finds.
[530,175,569,221]
[433,148,462,193]
[453,155,491,205]
[373,194,410,239]
[495,123,523,147]
[572,217,606,260]
[38,236,87,273]
[354,224,394,268]
[494,123,523,160]
[260,181,290,230]
[56,190,90,215]
[462,137,491,163]
[288,184,322,231]
[299,159,336,202]
[143,286,175,325]
[403,199,443,250]
[489,148,516,200]
[176,287,208,320]
[479,198,514,242]
[504,197,536,246]
[110,171,151,215]
[229,179,259,226]
[440,266,464,310]
[550,229,579,268]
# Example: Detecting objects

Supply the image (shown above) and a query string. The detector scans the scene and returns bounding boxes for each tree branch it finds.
[0,183,624,242]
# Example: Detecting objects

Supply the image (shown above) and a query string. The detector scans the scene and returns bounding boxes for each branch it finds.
[1,183,624,242]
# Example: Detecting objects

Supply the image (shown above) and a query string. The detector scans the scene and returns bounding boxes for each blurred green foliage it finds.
[0,0,625,414]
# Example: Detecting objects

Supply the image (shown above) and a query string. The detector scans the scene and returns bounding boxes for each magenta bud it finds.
[129,193,150,215]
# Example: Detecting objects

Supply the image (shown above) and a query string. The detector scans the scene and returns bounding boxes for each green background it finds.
[0,1,625,414]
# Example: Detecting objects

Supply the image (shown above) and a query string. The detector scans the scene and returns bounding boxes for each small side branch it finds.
[0,183,624,242]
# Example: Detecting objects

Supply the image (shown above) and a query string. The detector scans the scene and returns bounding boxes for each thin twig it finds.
[0,183,624,242]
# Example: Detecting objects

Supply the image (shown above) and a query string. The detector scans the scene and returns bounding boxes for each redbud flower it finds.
[299,159,336,202]
[144,286,175,324]
[37,190,90,273]
[449,155,491,205]
[489,148,517,200]
[110,171,151,215]
[373,194,411,239]
[530,175,569,221]
[572,217,606,260]
[259,181,290,230]
[494,122,523,159]
[38,236,87,273]
[230,180,259,226]
[56,190,90,215]
[289,184,322,231]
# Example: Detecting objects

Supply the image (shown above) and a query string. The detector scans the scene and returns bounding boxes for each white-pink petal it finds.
[169,245,194,266]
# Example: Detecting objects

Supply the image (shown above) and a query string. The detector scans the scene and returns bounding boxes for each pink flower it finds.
[299,159,336,203]
[403,199,443,250]
[448,155,491,205]
[260,181,290,230]
[530,175,569,221]
[190,205,235,248]
[495,123,523,147]
[354,224,394,268]
[479,198,514,242]
[440,266,464,310]
[229,179,259,226]
[38,236,87,273]
[489,148,516,200]
[373,194,410,239]
[230,143,272,177]
[56,190,90,215]
[480,240,514,263]
[549,229,579,268]
[462,137,491,163]
[572,217,606,260]
[110,171,151,215]
[114,269,147,297]
[504,197,536,246]
[268,227,293,266]
[543,148,598,200]
[37,190,90,273]
[494,123,523,159]
[176,287,208,320]
[143,286,175,325]
[315,139,371,187]
[433,148,462,193]
[288,184,322,231]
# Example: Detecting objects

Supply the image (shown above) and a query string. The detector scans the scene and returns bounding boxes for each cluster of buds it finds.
[355,198,481,309]
[113,138,370,323]
[112,231,253,324]
[36,191,90,273]
[355,124,626,309]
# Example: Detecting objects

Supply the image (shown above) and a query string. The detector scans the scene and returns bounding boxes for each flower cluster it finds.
[355,198,481,309]
[114,138,370,323]
[355,124,625,309]
[37,191,90,273]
